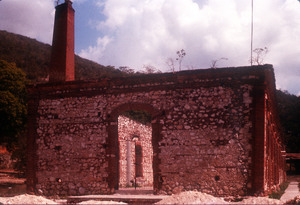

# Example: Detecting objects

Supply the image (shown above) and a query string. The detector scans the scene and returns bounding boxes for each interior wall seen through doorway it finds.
[118,115,153,188]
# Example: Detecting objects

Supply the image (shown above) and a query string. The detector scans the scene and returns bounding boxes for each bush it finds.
[269,182,289,199]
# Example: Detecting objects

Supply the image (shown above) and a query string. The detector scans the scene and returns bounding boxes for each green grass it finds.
[269,181,289,199]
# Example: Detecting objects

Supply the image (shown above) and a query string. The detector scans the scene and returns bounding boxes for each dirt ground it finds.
[0,170,26,197]
[0,170,299,204]
[0,191,297,205]
[156,191,284,204]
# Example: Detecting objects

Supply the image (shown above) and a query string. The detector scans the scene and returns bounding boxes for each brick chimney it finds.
[49,0,75,82]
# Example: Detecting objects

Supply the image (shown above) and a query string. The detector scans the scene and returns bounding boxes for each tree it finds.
[0,59,27,150]
[210,57,228,69]
[166,58,175,73]
[142,65,162,74]
[166,49,186,72]
[276,89,300,153]
[250,47,268,65]
[118,66,135,74]
[176,49,186,71]
[122,110,152,125]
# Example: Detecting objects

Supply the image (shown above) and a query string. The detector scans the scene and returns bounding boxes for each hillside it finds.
[0,30,299,154]
[0,30,124,83]
[276,90,300,153]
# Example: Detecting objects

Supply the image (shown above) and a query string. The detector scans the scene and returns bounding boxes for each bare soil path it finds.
[281,175,300,203]
[0,172,299,204]
[0,169,26,197]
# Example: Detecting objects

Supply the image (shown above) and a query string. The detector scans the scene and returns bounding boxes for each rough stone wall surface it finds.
[35,84,253,196]
[157,85,254,196]
[36,97,109,196]
[28,66,286,196]
[264,93,286,192]
[118,115,153,187]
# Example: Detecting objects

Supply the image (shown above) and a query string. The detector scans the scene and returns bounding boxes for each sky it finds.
[0,0,300,96]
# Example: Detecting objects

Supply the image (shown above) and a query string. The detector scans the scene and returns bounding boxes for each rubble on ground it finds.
[0,191,295,204]
[78,200,126,204]
[234,196,283,204]
[285,195,300,205]
[0,194,58,204]
[155,191,228,204]
[155,191,284,205]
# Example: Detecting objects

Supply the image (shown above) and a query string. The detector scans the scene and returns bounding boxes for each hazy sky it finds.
[0,0,300,95]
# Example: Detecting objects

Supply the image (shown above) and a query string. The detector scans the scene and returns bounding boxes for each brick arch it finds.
[107,103,163,193]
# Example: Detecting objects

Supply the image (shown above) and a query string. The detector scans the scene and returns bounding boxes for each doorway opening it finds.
[118,110,153,191]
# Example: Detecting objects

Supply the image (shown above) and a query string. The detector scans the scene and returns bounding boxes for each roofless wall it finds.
[27,65,286,196]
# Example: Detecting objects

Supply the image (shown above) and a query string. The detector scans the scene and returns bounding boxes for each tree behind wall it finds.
[276,90,300,153]
[0,59,27,170]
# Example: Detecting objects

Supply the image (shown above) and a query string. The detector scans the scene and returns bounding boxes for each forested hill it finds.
[0,30,124,83]
[276,90,300,153]
[0,30,299,153]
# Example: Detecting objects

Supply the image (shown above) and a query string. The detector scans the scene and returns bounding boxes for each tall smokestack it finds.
[49,0,75,82]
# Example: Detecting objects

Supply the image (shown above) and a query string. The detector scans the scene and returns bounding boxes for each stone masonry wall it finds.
[118,115,153,187]
[36,97,109,196]
[28,65,286,196]
[34,80,253,196]
[157,85,254,196]
[264,91,286,192]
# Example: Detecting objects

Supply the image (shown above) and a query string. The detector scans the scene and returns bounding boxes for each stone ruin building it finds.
[26,0,286,197]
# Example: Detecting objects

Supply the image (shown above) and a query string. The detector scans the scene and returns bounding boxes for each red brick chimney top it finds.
[49,0,75,82]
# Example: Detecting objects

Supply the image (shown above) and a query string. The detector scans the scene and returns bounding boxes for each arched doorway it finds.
[107,103,162,193]
[118,114,152,189]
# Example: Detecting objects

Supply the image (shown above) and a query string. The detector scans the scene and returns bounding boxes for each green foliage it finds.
[11,130,27,172]
[276,90,300,153]
[122,110,152,125]
[142,65,162,74]
[0,30,50,82]
[0,30,125,82]
[0,60,27,149]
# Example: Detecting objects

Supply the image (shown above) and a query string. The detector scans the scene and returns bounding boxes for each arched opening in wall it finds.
[117,110,154,191]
